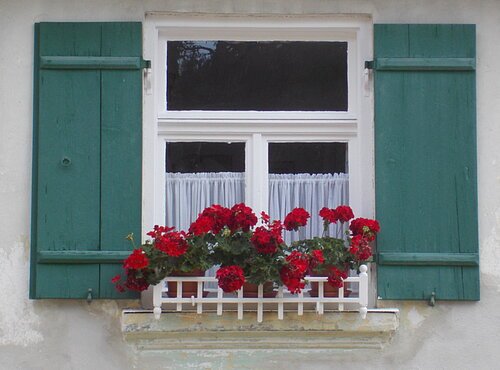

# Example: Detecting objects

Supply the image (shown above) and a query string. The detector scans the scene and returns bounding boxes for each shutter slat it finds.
[40,56,145,70]
[375,57,475,71]
[378,253,479,267]
[38,251,133,264]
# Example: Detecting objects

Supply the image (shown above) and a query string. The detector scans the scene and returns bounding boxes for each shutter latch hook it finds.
[429,291,436,307]
[87,288,93,304]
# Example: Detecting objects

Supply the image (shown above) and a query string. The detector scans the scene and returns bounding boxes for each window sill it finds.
[121,309,399,350]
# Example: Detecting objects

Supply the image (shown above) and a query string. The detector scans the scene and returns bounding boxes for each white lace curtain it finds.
[165,172,245,232]
[165,172,349,241]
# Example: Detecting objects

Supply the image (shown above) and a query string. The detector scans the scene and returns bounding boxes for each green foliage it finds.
[211,228,284,285]
[291,236,349,273]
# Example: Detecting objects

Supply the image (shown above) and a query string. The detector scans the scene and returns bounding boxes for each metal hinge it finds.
[142,59,152,95]
[140,59,151,69]
[363,61,374,96]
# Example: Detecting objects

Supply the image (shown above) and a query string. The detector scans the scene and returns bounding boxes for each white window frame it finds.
[143,14,374,232]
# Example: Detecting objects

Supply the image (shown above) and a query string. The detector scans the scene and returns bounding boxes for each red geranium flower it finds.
[228,203,258,232]
[280,251,309,293]
[147,224,175,239]
[260,211,270,224]
[123,249,149,270]
[111,274,121,284]
[158,231,189,257]
[198,204,232,234]
[319,207,338,224]
[188,215,213,236]
[123,269,149,292]
[349,218,380,241]
[334,205,354,223]
[308,249,325,270]
[349,234,372,261]
[284,208,310,231]
[216,265,246,293]
[250,220,284,255]
[327,266,348,289]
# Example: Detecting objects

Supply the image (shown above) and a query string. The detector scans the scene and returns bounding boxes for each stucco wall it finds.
[1,0,500,368]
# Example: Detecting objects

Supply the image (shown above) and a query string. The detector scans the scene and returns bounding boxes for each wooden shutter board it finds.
[374,24,478,301]
[31,22,143,299]
[32,23,103,299]
[100,22,142,299]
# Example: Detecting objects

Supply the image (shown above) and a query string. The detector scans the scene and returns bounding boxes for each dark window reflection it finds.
[167,41,348,111]
[166,142,245,173]
[269,142,347,174]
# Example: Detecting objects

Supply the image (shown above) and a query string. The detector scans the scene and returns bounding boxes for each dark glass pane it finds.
[269,142,347,174]
[167,41,348,111]
[166,142,245,173]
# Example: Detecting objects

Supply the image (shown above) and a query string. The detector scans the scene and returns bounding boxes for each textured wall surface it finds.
[1,0,500,368]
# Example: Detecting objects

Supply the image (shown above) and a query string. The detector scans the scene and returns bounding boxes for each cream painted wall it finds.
[1,0,500,368]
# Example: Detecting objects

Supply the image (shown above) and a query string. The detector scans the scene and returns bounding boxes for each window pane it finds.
[268,142,348,242]
[166,142,245,173]
[269,142,347,174]
[165,142,245,230]
[167,41,348,111]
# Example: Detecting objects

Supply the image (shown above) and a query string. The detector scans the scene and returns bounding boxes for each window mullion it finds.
[246,133,267,214]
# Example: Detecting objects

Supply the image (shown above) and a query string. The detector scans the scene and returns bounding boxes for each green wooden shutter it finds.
[375,24,478,301]
[31,22,144,299]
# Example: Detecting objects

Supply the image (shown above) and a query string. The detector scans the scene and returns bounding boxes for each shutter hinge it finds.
[363,61,374,97]
[140,59,151,69]
[142,59,152,95]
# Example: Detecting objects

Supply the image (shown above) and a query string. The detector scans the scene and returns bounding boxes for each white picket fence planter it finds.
[152,264,368,323]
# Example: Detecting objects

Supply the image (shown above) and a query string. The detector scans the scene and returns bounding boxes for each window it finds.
[31,21,478,301]
[144,15,374,235]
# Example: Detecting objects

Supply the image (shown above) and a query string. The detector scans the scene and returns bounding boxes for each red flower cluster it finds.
[319,205,354,224]
[308,249,325,271]
[188,215,213,235]
[280,251,309,293]
[228,203,258,232]
[123,248,149,270]
[148,225,189,257]
[260,211,270,224]
[349,234,372,261]
[349,218,380,241]
[189,203,258,235]
[284,208,310,231]
[250,220,284,255]
[112,268,150,292]
[319,207,338,223]
[216,265,246,293]
[335,205,355,223]
[190,205,232,235]
[327,266,348,289]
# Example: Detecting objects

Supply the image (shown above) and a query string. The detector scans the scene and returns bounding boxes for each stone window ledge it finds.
[121,309,399,350]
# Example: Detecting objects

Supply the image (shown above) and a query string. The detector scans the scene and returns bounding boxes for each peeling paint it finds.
[481,207,500,279]
[406,308,425,329]
[0,242,42,346]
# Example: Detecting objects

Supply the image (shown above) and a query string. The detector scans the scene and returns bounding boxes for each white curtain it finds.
[166,172,245,231]
[166,172,349,237]
[165,172,349,285]
[269,173,349,243]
